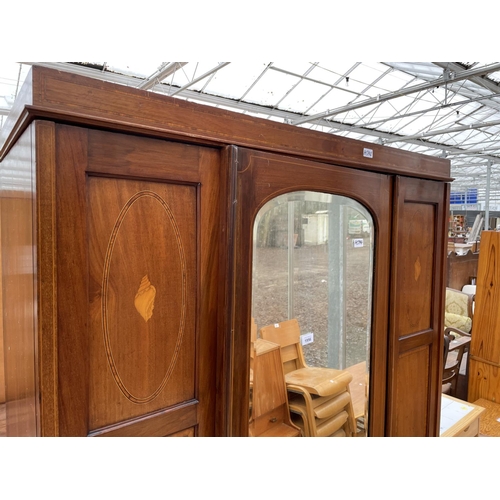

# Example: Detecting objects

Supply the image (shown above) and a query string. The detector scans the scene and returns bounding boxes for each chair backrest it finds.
[445,287,474,333]
[442,332,469,394]
[442,334,452,394]
[259,319,307,374]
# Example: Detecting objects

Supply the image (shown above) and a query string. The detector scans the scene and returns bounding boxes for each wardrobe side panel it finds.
[0,125,38,436]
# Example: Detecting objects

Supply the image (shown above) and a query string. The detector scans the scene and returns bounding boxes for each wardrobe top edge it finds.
[0,65,451,182]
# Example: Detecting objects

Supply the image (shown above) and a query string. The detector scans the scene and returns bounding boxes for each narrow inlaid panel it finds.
[88,176,197,430]
[396,202,435,337]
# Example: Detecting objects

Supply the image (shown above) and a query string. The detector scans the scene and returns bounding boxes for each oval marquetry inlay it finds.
[101,190,187,404]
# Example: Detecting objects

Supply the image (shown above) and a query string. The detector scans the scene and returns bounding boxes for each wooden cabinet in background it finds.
[468,231,500,404]
[447,251,479,290]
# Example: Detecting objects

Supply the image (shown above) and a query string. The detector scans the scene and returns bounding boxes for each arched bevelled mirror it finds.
[249,190,374,437]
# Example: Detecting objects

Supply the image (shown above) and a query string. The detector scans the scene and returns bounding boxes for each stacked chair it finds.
[260,319,356,437]
[249,318,301,437]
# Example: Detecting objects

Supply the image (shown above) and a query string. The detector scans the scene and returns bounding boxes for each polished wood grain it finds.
[0,66,451,182]
[396,202,435,336]
[387,177,449,436]
[468,232,500,403]
[393,345,430,436]
[53,125,220,436]
[468,359,500,403]
[473,398,500,436]
[88,176,196,429]
[228,147,392,436]
[55,125,89,436]
[470,232,500,365]
[215,146,237,437]
[35,120,58,436]
[90,401,198,437]
[87,130,223,434]
[0,403,5,436]
[168,427,195,437]
[0,125,39,436]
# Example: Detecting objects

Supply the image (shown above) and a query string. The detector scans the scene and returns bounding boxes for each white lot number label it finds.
[300,332,314,346]
[352,238,364,248]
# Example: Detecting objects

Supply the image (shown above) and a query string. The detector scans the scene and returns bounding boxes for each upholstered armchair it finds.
[443,288,474,397]
[444,287,474,338]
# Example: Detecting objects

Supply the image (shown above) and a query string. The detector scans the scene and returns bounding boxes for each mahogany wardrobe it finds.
[0,66,450,437]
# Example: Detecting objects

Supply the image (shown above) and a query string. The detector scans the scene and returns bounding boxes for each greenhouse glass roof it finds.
[2,61,500,206]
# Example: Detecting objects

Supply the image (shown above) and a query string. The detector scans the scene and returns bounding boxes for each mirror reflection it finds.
[249,191,374,437]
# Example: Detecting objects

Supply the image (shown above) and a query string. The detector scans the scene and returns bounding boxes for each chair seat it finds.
[285,367,353,396]
[316,411,349,437]
[446,351,459,369]
[289,389,351,419]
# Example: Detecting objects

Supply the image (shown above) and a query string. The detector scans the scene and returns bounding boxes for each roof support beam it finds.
[169,62,230,97]
[384,118,500,144]
[433,62,500,94]
[137,62,188,90]
[291,62,500,126]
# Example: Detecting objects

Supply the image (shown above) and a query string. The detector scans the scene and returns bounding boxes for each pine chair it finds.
[249,338,301,437]
[259,318,356,437]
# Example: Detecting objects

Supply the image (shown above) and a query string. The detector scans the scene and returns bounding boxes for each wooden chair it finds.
[442,334,452,395]
[249,339,301,437]
[442,332,471,397]
[259,319,356,437]
[444,287,474,338]
[444,288,474,397]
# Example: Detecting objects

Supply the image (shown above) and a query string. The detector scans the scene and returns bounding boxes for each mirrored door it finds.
[228,147,391,437]
[250,191,374,437]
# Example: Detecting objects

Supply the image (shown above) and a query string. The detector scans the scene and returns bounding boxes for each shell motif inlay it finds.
[414,256,421,282]
[134,275,156,322]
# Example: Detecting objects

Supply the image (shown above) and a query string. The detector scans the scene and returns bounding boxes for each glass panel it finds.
[249,191,374,437]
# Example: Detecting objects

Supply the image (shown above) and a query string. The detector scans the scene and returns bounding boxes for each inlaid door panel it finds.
[54,125,221,436]
[387,176,448,436]
[88,177,196,431]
